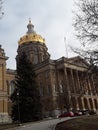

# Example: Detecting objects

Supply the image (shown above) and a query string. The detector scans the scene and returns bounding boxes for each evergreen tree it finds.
[10,52,42,123]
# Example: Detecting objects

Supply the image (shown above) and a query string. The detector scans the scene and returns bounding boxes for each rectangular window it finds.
[39,83,44,96]
[45,71,49,78]
[52,71,55,77]
[39,86,43,96]
[47,85,51,95]
[34,55,38,64]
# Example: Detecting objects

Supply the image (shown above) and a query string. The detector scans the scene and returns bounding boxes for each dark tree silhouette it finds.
[10,52,42,123]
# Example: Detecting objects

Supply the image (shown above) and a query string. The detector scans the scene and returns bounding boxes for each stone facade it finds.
[34,57,98,116]
[0,20,98,122]
[16,20,98,116]
[0,45,15,122]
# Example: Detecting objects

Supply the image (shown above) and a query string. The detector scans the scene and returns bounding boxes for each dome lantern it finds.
[26,19,36,34]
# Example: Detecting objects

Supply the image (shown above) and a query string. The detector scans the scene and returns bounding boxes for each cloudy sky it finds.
[0,0,80,69]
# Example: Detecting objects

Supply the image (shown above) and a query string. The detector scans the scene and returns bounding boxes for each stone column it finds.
[75,97,79,110]
[87,74,92,95]
[96,98,98,108]
[54,69,60,110]
[70,69,76,93]
[87,98,91,110]
[84,73,89,95]
[79,72,83,95]
[92,98,96,111]
[64,67,71,111]
[64,67,70,92]
[81,97,85,110]
[96,98,98,112]
[3,63,7,91]
[91,75,96,95]
[76,70,81,93]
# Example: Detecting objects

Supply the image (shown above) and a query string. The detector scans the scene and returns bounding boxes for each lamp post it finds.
[17,91,21,125]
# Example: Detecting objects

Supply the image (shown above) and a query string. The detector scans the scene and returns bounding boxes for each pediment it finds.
[67,56,89,68]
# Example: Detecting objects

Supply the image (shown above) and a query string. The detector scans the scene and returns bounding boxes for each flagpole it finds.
[64,37,68,58]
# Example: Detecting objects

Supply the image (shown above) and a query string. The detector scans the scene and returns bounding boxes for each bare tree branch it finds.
[0,0,4,19]
[73,0,98,46]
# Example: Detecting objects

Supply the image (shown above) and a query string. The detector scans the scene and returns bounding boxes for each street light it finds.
[17,91,21,125]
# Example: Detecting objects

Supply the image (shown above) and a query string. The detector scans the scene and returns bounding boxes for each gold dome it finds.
[18,20,45,45]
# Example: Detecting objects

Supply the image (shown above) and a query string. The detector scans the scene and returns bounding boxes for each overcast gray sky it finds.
[0,0,79,69]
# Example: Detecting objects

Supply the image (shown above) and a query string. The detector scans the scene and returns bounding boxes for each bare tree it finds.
[72,0,98,96]
[0,0,4,19]
[73,0,98,65]
[73,0,98,46]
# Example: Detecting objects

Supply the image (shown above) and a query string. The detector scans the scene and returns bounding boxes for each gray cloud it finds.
[0,0,79,69]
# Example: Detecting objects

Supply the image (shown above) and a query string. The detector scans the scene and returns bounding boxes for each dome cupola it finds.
[18,19,45,45]
[17,19,50,66]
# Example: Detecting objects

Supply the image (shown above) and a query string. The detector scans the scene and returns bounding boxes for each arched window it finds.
[34,55,38,64]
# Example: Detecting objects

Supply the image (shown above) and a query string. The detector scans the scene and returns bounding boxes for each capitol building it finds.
[0,20,98,122]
